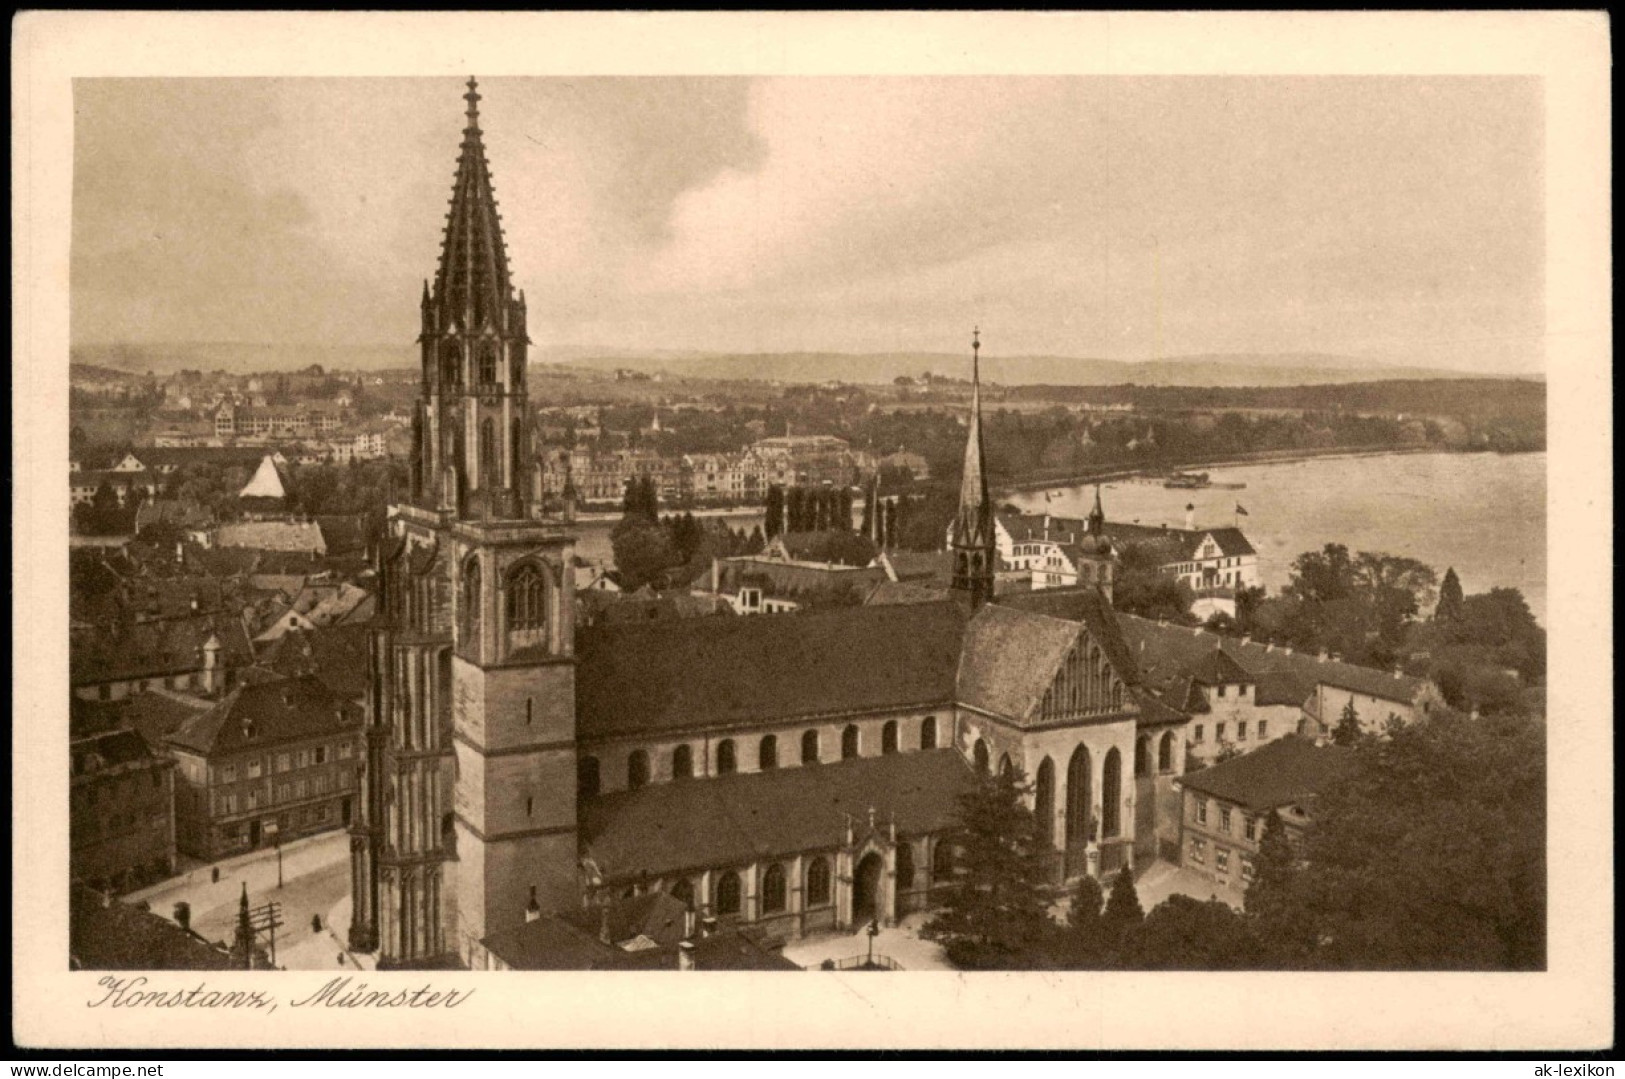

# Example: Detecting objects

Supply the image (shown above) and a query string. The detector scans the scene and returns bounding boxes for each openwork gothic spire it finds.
[433,77,514,331]
[951,328,996,607]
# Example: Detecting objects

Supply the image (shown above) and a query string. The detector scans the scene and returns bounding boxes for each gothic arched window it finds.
[440,342,460,387]
[881,721,899,755]
[1158,731,1174,774]
[715,870,742,916]
[761,864,787,914]
[479,419,496,488]
[805,857,831,907]
[758,735,778,771]
[716,739,737,776]
[801,730,820,765]
[460,557,481,646]
[506,563,546,629]
[478,342,498,385]
[841,725,860,760]
[672,744,694,781]
[973,739,990,774]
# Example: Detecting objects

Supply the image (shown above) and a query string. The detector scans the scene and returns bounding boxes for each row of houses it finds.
[537,435,873,508]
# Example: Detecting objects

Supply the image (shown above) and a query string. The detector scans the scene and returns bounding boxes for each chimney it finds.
[677,940,696,972]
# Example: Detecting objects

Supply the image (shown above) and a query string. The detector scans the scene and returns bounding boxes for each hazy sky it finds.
[71,76,1543,372]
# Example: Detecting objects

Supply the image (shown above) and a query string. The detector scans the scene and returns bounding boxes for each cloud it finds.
[69,76,1544,373]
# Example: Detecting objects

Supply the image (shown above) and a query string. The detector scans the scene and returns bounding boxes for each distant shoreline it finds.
[997,444,1535,498]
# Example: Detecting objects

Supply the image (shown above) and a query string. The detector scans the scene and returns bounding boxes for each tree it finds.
[1244,810,1316,967]
[1333,700,1362,745]
[1135,895,1258,970]
[1112,543,1196,622]
[764,484,785,539]
[1293,709,1545,969]
[1102,867,1144,927]
[1060,873,1107,967]
[1436,567,1465,623]
[610,520,677,591]
[921,767,1056,969]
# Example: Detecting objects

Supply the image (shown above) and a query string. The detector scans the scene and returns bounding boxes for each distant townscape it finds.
[69,79,1545,976]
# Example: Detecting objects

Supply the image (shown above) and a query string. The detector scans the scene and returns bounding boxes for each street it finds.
[126,829,372,970]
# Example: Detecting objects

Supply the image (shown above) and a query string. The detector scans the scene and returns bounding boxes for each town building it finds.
[70,727,178,893]
[1120,616,1442,765]
[990,491,1259,617]
[70,611,255,702]
[1174,734,1353,900]
[166,675,363,860]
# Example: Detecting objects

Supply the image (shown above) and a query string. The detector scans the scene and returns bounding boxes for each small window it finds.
[1237,721,1248,740]
[1244,815,1257,841]
[841,725,859,760]
[672,744,694,780]
[1216,723,1226,742]
[1241,857,1256,882]
[759,735,778,771]
[314,746,327,765]
[801,730,819,765]
[1258,720,1268,739]
[1217,685,1226,698]
[627,750,650,790]
[881,721,899,755]
[1216,847,1230,873]
[1189,836,1206,865]
[1194,724,1205,744]
[761,864,787,913]
[805,858,831,907]
[931,840,954,880]
[715,870,742,916]
[1239,684,1249,698]
[1196,799,1208,825]
[1220,807,1232,833]
[920,716,937,750]
[717,739,737,776]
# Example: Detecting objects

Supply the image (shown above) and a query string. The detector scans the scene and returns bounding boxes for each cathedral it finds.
[349,80,1180,970]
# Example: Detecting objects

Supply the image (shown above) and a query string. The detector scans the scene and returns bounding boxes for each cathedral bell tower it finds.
[351,79,579,970]
[950,329,996,608]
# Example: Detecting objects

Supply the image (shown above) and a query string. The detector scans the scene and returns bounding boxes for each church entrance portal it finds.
[853,852,884,926]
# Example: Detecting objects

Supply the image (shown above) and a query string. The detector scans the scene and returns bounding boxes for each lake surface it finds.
[569,450,1547,625]
[1010,451,1547,624]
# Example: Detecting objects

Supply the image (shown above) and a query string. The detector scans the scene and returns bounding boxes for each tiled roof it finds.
[864,580,951,607]
[134,446,269,471]
[71,611,254,685]
[136,500,215,532]
[581,749,976,881]
[70,689,214,744]
[70,885,235,970]
[1188,646,1254,687]
[996,587,1142,688]
[215,520,325,554]
[956,605,1081,723]
[576,601,967,739]
[770,531,878,567]
[252,623,372,701]
[716,558,888,603]
[316,515,369,555]
[482,895,798,971]
[1132,688,1189,729]
[1119,616,1430,705]
[167,675,360,756]
[1178,735,1353,811]
[70,728,162,777]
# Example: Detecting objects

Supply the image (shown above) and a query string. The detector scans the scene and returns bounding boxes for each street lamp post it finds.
[865,918,879,968]
[273,830,284,889]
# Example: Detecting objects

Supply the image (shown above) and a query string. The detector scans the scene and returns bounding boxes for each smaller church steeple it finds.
[951,328,995,607]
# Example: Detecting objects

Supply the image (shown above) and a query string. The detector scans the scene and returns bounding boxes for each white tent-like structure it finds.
[238,454,288,500]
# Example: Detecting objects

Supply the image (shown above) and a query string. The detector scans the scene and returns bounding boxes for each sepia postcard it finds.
[11,11,1613,1053]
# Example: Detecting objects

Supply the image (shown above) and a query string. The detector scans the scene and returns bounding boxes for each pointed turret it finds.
[950,328,995,607]
[434,77,514,329]
[1088,484,1105,534]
